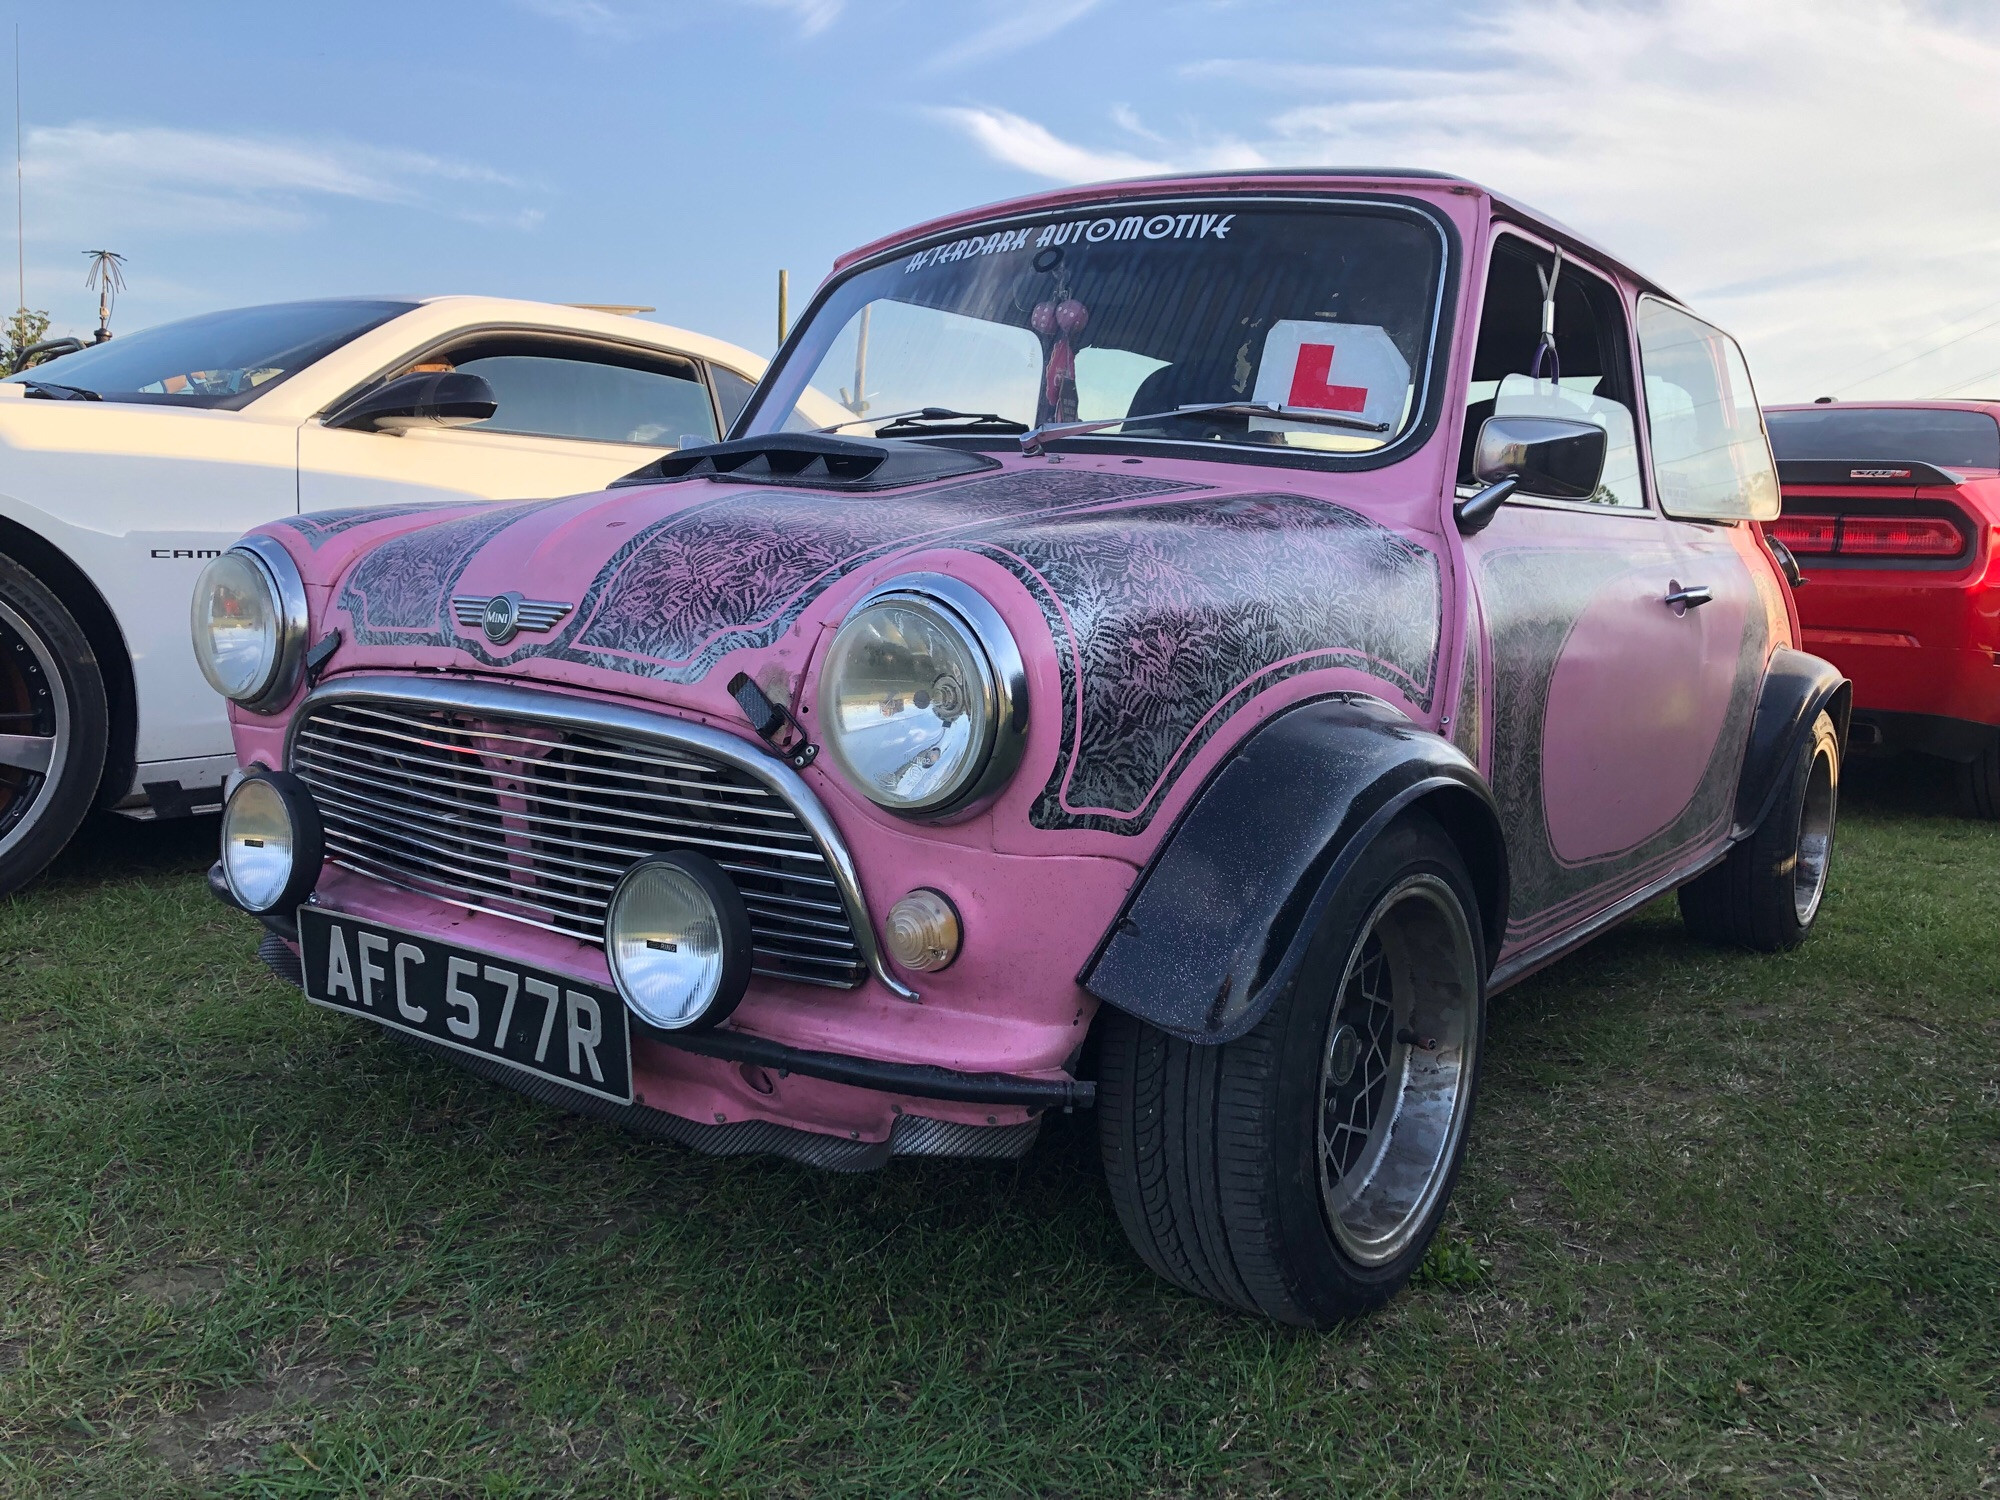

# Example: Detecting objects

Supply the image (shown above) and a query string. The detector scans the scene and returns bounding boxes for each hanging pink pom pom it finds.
[1030,301,1059,336]
[1056,298,1089,334]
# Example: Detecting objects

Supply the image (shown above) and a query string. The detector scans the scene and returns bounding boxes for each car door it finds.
[297,331,728,510]
[1457,234,1751,964]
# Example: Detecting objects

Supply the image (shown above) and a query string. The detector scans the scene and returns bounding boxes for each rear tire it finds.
[1955,734,2000,820]
[1097,811,1486,1326]
[1679,709,1838,951]
[0,553,109,897]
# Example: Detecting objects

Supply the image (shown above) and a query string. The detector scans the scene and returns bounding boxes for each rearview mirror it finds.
[325,370,496,434]
[1456,415,1608,534]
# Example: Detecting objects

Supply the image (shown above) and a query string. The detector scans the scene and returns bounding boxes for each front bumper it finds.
[216,860,1095,1174]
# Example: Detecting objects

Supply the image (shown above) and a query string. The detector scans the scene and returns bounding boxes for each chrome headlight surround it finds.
[191,533,309,714]
[817,573,1028,821]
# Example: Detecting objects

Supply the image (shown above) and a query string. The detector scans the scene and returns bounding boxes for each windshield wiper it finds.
[21,379,101,401]
[812,406,1026,438]
[1019,400,1389,456]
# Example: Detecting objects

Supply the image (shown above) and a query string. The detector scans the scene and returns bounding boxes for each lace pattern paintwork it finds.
[279,502,473,549]
[330,468,1441,837]
[969,491,1440,833]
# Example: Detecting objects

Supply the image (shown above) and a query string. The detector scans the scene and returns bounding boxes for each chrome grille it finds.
[291,696,867,989]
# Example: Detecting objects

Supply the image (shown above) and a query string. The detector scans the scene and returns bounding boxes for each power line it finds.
[1832,308,2000,396]
[1809,286,2000,391]
[1927,361,2000,400]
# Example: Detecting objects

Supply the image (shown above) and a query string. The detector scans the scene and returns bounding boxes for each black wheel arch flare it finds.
[1733,647,1851,838]
[1079,695,1506,1046]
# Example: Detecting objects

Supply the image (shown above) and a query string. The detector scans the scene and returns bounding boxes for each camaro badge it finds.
[450,592,573,645]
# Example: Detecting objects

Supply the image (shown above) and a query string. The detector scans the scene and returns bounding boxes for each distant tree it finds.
[5,306,50,370]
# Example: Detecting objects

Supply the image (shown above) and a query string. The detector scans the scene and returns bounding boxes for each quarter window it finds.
[1636,300,1779,521]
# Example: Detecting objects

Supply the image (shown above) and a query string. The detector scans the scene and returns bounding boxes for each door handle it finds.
[1664,580,1713,614]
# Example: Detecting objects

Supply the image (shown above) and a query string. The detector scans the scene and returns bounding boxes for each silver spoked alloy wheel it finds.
[1317,872,1481,1267]
[0,596,71,862]
[1791,738,1837,926]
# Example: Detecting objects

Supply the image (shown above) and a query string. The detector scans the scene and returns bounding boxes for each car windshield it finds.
[1,298,415,408]
[742,199,1446,457]
[1765,406,2000,470]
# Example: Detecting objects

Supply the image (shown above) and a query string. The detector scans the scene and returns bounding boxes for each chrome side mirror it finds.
[325,370,497,434]
[1455,415,1608,534]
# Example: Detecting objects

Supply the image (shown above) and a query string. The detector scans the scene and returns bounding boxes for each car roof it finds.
[828,169,1673,302]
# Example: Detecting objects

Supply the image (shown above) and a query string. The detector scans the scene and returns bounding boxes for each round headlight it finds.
[818,576,1026,818]
[220,769,323,915]
[605,852,752,1033]
[191,537,307,711]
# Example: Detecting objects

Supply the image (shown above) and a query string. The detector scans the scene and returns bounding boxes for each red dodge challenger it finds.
[1763,401,2000,814]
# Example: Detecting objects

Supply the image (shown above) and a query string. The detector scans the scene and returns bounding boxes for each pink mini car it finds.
[197,171,1844,1325]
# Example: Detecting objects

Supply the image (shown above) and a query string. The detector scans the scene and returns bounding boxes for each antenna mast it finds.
[14,25,22,316]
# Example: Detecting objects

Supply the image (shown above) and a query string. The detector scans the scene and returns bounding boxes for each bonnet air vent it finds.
[612,433,998,491]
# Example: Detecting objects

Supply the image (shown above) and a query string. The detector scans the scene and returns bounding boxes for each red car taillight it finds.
[1768,511,1968,561]
[1769,516,1838,555]
[1836,516,1964,558]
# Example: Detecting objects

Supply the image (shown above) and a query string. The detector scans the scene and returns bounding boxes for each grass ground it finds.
[0,759,1995,1498]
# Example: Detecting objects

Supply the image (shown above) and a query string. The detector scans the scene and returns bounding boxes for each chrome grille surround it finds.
[285,674,916,1000]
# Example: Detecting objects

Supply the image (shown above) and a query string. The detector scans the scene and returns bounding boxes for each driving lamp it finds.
[219,770,324,915]
[191,537,308,712]
[605,853,752,1032]
[818,577,1025,818]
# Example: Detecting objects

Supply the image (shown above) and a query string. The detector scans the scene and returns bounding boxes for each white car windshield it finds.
[2,298,415,408]
[743,199,1446,457]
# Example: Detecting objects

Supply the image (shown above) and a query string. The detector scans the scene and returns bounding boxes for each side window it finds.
[398,337,719,448]
[1461,235,1645,509]
[1636,300,1779,521]
[709,364,757,434]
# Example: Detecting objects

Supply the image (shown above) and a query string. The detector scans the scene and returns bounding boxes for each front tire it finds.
[1679,709,1838,951]
[0,554,109,897]
[1097,812,1487,1326]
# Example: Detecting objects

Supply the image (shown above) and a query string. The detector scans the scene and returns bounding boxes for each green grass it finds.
[1,760,1996,1497]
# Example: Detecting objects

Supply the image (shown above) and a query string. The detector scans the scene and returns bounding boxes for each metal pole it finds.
[15,26,22,317]
[777,268,788,348]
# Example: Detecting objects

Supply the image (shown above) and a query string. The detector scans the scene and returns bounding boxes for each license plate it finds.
[297,906,633,1105]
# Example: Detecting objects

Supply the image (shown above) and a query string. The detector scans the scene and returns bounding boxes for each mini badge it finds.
[449,591,573,646]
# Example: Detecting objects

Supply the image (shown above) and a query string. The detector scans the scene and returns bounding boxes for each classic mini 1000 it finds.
[197,170,1845,1326]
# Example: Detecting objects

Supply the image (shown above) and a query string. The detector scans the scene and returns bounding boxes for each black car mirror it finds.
[1456,415,1608,534]
[325,370,497,434]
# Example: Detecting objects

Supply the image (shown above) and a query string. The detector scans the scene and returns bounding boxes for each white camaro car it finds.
[0,295,771,895]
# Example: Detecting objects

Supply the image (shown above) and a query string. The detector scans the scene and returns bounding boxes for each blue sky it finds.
[10,0,2000,402]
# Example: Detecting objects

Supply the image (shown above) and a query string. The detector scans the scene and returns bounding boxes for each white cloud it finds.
[516,0,844,39]
[930,106,1168,181]
[933,104,1268,183]
[21,122,534,239]
[944,0,2000,401]
[736,0,845,37]
[927,0,1103,72]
